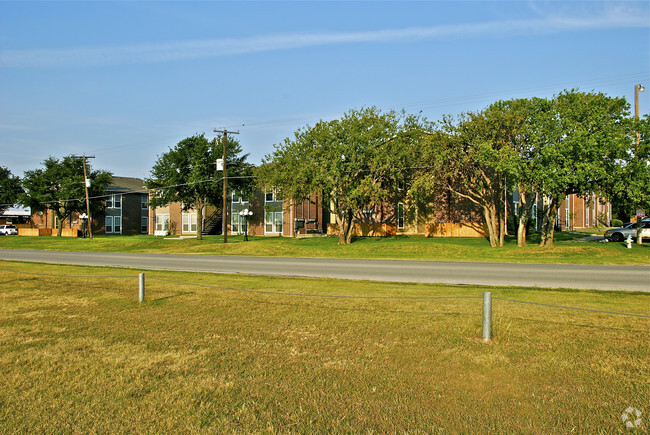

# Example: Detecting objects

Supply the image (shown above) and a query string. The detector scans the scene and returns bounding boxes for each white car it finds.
[0,224,18,235]
[604,221,650,242]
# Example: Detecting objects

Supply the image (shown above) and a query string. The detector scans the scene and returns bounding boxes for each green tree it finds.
[22,156,112,236]
[491,98,543,248]
[0,167,23,212]
[530,91,630,247]
[611,114,650,244]
[415,102,521,248]
[146,133,253,240]
[258,107,406,244]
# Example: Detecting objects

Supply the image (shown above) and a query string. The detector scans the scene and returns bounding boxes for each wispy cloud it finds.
[1,8,647,68]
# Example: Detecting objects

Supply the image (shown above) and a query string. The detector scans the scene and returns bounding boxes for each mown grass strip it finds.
[1,261,648,433]
[1,232,649,265]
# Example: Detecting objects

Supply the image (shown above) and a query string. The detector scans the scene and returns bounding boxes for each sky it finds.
[1,0,648,181]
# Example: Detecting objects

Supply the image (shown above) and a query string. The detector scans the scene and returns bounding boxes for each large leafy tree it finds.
[22,156,113,236]
[415,102,521,248]
[258,107,407,244]
[530,91,630,247]
[0,167,23,212]
[146,133,253,240]
[611,114,650,244]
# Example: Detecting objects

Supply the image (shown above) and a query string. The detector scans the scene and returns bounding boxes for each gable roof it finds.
[108,176,147,193]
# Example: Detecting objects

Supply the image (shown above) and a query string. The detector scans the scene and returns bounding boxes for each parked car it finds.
[0,224,18,235]
[604,221,650,242]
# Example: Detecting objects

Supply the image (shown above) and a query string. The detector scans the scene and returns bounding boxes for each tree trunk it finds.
[540,197,559,247]
[517,214,528,247]
[338,209,355,245]
[195,198,204,241]
[498,203,505,247]
[55,209,64,237]
[483,204,499,247]
[516,187,534,248]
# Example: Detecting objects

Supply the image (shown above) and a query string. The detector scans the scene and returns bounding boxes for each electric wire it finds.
[0,266,647,318]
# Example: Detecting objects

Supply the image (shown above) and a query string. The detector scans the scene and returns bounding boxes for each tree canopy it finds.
[0,167,23,212]
[146,133,253,240]
[21,156,112,236]
[528,91,630,246]
[258,107,409,244]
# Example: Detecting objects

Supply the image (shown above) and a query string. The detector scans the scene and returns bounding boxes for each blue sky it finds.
[1,1,648,180]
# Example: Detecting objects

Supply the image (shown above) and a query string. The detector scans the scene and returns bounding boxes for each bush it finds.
[611,219,623,227]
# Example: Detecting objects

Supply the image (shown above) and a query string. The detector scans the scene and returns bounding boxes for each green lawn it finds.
[1,232,649,264]
[0,261,647,433]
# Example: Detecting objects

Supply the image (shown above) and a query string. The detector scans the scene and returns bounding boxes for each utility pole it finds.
[634,84,645,245]
[73,154,95,239]
[213,128,239,244]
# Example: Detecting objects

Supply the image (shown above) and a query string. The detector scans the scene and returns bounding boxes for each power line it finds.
[0,266,647,319]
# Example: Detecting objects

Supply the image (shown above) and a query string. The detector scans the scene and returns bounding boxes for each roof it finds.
[1,209,31,218]
[108,176,147,193]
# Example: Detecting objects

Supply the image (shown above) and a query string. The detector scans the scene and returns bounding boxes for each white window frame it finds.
[105,216,122,234]
[141,194,148,210]
[397,202,405,230]
[231,213,243,234]
[156,214,170,231]
[265,190,282,203]
[232,191,248,204]
[106,194,122,210]
[182,213,197,233]
[265,210,283,234]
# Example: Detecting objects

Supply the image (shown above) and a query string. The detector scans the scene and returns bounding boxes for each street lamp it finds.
[79,213,88,238]
[239,208,253,241]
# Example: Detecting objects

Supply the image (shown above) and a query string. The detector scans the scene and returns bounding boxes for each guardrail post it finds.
[482,291,492,342]
[139,273,145,303]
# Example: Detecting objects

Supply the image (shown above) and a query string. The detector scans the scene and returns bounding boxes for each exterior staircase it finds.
[202,210,222,235]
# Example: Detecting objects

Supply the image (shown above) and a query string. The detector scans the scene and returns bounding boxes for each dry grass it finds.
[0,261,648,433]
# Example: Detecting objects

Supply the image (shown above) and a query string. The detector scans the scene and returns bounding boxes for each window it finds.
[397,203,405,230]
[156,214,170,231]
[141,217,148,234]
[265,212,273,233]
[232,192,248,204]
[106,194,122,209]
[274,212,283,234]
[231,214,242,234]
[54,216,60,230]
[265,211,283,234]
[105,216,121,234]
[141,194,148,209]
[182,213,197,233]
[265,190,282,203]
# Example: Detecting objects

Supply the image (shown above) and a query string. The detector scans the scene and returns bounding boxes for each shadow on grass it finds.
[153,291,195,301]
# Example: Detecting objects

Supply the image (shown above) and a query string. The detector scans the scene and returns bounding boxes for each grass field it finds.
[1,261,648,433]
[1,232,649,265]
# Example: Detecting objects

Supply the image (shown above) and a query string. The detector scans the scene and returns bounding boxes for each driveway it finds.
[0,249,648,292]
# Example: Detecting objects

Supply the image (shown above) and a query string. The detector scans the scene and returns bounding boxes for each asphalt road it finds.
[1,249,648,292]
